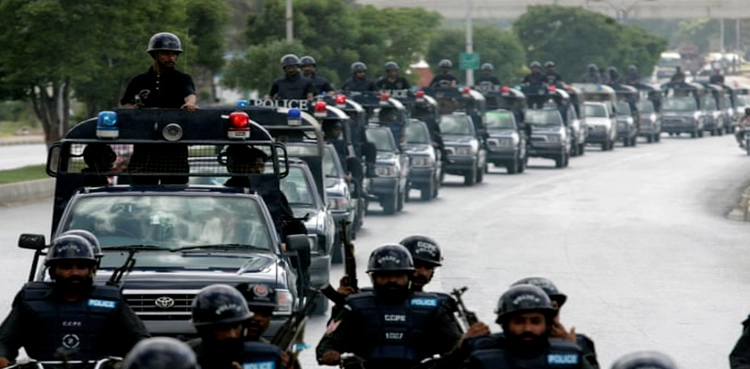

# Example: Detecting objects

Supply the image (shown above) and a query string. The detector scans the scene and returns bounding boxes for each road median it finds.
[0,178,54,206]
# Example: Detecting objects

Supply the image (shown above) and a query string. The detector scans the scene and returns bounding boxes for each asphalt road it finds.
[0,144,47,171]
[1,133,750,369]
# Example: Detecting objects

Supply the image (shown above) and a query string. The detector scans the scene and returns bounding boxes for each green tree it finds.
[513,5,666,82]
[426,26,526,85]
[222,40,306,94]
[186,0,230,101]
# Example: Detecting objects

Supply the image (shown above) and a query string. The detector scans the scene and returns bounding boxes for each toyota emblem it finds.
[155,296,175,309]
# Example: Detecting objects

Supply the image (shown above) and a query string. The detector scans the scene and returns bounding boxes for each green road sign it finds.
[459,52,480,70]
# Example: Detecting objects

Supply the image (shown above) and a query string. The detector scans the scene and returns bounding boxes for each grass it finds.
[0,120,42,138]
[0,165,49,185]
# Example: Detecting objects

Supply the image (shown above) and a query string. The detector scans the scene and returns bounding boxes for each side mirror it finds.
[285,234,311,269]
[19,234,46,250]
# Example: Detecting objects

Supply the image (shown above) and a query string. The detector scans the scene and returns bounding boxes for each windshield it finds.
[703,96,717,110]
[738,95,750,107]
[525,109,563,127]
[440,115,475,135]
[62,195,272,251]
[282,166,316,207]
[485,111,516,130]
[323,147,342,177]
[366,128,397,152]
[723,95,732,109]
[584,103,608,118]
[637,101,655,114]
[663,97,697,112]
[615,101,632,116]
[405,122,431,144]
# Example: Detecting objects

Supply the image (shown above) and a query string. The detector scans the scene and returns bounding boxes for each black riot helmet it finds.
[147,32,183,57]
[236,283,278,310]
[281,54,301,68]
[367,244,415,273]
[385,61,400,71]
[610,351,678,369]
[351,62,367,73]
[191,284,253,328]
[399,235,442,267]
[530,61,542,69]
[628,65,638,72]
[480,63,494,71]
[123,337,199,369]
[495,285,557,325]
[609,66,618,74]
[438,59,453,68]
[300,55,316,67]
[588,63,598,72]
[545,61,556,68]
[511,277,567,308]
[45,234,97,267]
[60,230,103,258]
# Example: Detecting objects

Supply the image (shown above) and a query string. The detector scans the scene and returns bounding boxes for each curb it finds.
[728,185,750,222]
[0,136,45,146]
[0,179,54,206]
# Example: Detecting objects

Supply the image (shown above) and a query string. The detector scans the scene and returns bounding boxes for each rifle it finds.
[106,249,136,288]
[271,289,319,353]
[451,287,478,330]
[321,220,357,305]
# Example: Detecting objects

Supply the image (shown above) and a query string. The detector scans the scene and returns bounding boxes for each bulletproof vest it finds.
[275,75,313,100]
[345,291,441,365]
[470,338,583,369]
[344,77,375,92]
[21,282,122,361]
[312,75,332,94]
[431,75,457,88]
[378,77,409,90]
[239,341,284,369]
[546,73,561,85]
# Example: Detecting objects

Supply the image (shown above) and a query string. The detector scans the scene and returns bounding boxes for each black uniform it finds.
[608,72,622,85]
[224,176,307,237]
[710,74,725,84]
[625,72,641,85]
[464,334,594,369]
[342,77,377,92]
[317,291,461,369]
[523,73,546,90]
[669,71,685,83]
[580,73,601,84]
[0,282,149,362]
[730,315,750,369]
[269,74,316,100]
[309,73,335,95]
[376,77,411,90]
[121,66,196,108]
[429,74,458,88]
[188,338,283,369]
[475,76,501,86]
[545,72,563,86]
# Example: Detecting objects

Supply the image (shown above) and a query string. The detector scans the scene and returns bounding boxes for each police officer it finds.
[611,351,678,369]
[317,244,461,369]
[709,68,725,85]
[122,32,196,185]
[0,235,148,368]
[581,64,601,84]
[523,61,547,108]
[81,144,116,187]
[511,278,599,369]
[376,62,411,91]
[608,67,621,85]
[270,54,316,100]
[430,59,459,88]
[625,65,641,85]
[323,120,349,175]
[188,284,283,369]
[121,32,197,111]
[545,61,563,86]
[342,62,377,92]
[475,63,501,87]
[123,337,199,369]
[300,56,334,96]
[730,309,750,368]
[670,67,686,83]
[463,285,594,369]
[60,229,104,270]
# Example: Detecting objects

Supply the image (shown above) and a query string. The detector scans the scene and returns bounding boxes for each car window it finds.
[485,111,516,130]
[439,115,475,135]
[281,167,315,207]
[637,101,654,114]
[366,128,397,152]
[323,147,341,177]
[663,97,697,112]
[62,195,272,250]
[703,96,717,110]
[615,101,632,116]
[525,109,563,127]
[584,103,608,118]
[405,122,431,144]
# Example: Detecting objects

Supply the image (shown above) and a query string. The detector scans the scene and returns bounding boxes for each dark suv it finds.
[485,109,527,174]
[403,119,442,201]
[365,125,409,214]
[439,113,487,185]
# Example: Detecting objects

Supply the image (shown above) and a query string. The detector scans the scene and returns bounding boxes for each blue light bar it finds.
[96,111,119,139]
[236,99,249,107]
[288,108,302,126]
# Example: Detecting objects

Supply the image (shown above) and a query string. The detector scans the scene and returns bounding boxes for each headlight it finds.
[327,197,347,210]
[693,112,702,120]
[411,157,432,167]
[546,135,561,143]
[649,114,657,122]
[275,289,294,315]
[455,147,473,155]
[713,111,721,119]
[375,166,398,177]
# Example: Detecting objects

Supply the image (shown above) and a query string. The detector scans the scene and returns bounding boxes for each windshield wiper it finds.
[103,245,173,252]
[171,244,269,252]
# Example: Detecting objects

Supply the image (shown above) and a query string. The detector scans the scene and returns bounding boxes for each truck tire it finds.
[476,163,485,183]
[396,188,405,211]
[555,154,565,168]
[381,194,396,215]
[420,183,433,201]
[507,158,519,174]
[464,168,477,186]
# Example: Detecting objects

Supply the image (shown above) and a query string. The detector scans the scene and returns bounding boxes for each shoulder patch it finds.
[88,299,117,309]
[410,298,438,307]
[547,354,579,365]
[243,362,276,369]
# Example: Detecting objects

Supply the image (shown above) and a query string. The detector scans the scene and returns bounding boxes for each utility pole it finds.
[286,0,293,42]
[465,0,474,86]
[737,18,742,52]
[720,18,725,53]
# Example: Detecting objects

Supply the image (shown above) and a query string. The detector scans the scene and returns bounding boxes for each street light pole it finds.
[465,0,474,86]
[286,0,293,42]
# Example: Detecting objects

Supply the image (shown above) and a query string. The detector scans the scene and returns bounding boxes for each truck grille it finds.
[123,291,198,318]
[663,118,685,126]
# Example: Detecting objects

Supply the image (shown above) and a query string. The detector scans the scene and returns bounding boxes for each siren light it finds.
[288,108,302,126]
[314,101,327,118]
[379,92,390,105]
[415,90,425,102]
[335,94,347,108]
[501,86,510,93]
[96,111,119,139]
[227,111,250,139]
